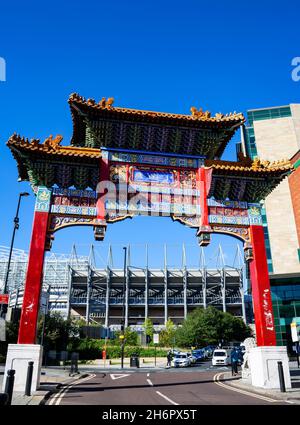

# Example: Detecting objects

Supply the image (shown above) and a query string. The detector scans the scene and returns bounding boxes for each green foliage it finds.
[159,319,176,347]
[66,337,168,360]
[143,318,154,337]
[175,307,252,348]
[113,327,138,346]
[37,312,80,351]
[5,321,19,344]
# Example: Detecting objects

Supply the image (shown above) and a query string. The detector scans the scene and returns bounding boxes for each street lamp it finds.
[121,246,127,369]
[0,192,30,318]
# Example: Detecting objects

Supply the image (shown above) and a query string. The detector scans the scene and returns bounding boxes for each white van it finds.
[212,349,232,366]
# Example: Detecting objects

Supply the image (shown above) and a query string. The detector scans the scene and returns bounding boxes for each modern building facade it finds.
[0,244,246,330]
[243,104,300,349]
[244,104,300,274]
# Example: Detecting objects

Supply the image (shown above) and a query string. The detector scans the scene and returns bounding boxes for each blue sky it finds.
[0,0,299,266]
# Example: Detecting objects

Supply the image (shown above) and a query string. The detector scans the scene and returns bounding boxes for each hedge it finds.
[67,338,169,360]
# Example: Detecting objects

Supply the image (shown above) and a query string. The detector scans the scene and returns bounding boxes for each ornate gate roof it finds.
[6,94,293,202]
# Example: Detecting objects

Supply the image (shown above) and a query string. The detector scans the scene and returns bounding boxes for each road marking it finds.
[147,378,153,386]
[147,373,150,377]
[213,373,281,403]
[110,373,130,380]
[156,391,179,405]
[49,374,96,405]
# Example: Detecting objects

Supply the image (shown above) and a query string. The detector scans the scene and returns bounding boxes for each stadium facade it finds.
[0,244,246,331]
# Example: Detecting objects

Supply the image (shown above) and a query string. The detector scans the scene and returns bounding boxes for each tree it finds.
[175,307,251,348]
[37,312,80,351]
[143,318,154,344]
[159,319,176,347]
[114,327,138,346]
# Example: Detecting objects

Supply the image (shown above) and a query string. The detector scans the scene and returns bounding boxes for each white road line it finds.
[147,373,150,377]
[110,373,130,380]
[147,378,153,386]
[49,374,96,406]
[156,391,179,405]
[213,373,281,403]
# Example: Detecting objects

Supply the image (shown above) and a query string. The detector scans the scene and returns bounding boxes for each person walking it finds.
[231,348,239,376]
[166,350,172,368]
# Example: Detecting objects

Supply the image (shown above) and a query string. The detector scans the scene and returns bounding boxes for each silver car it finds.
[172,353,192,368]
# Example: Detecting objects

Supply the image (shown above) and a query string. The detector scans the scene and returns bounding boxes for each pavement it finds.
[0,360,299,405]
[220,361,300,404]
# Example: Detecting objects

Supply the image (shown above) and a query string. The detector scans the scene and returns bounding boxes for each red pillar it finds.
[249,225,277,346]
[18,187,51,344]
[96,152,110,219]
[197,167,212,227]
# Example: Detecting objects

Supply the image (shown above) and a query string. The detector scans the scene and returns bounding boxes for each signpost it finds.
[153,333,159,367]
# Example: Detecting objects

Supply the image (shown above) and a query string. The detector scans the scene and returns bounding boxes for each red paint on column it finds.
[197,167,212,226]
[18,211,49,344]
[96,155,110,220]
[249,225,277,346]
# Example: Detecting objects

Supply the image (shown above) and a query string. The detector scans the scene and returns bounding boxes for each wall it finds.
[253,111,300,274]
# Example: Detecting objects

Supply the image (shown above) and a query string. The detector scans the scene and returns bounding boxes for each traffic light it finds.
[146,335,152,344]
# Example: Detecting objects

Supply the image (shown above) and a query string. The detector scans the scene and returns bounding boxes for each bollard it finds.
[4,369,15,405]
[277,361,286,392]
[0,393,8,406]
[25,361,34,396]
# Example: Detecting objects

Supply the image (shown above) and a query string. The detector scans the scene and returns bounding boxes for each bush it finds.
[67,338,169,360]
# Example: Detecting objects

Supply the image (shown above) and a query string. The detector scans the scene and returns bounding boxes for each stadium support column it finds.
[239,267,246,323]
[145,244,149,320]
[222,268,226,313]
[145,268,149,320]
[245,225,291,389]
[3,187,52,393]
[183,268,188,320]
[86,266,93,324]
[202,268,207,309]
[105,267,110,328]
[164,245,168,325]
[125,265,129,328]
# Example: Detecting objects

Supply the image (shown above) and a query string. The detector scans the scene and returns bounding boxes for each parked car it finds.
[203,345,215,358]
[186,352,197,364]
[212,349,232,366]
[172,353,192,368]
[191,349,206,363]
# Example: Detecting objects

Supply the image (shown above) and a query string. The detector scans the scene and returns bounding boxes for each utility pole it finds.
[1,192,29,318]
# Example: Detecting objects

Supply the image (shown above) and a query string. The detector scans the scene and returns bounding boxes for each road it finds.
[47,367,286,405]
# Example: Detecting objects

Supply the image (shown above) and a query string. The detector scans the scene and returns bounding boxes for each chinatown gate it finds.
[5,93,293,391]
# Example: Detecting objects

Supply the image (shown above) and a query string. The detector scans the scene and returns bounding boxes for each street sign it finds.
[291,322,300,342]
[153,333,159,344]
[0,294,9,305]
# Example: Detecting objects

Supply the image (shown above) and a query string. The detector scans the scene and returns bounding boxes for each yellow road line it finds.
[213,373,281,403]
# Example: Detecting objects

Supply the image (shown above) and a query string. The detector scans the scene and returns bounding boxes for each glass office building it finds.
[271,275,300,352]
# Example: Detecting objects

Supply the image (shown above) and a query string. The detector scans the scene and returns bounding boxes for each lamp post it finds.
[120,246,127,369]
[0,192,29,318]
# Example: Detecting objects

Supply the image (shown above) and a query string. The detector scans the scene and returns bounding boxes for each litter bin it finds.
[130,353,140,368]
